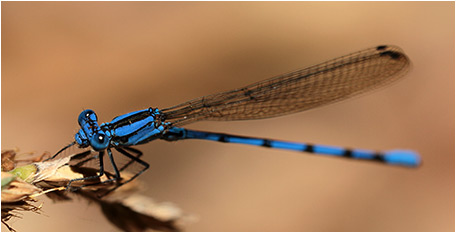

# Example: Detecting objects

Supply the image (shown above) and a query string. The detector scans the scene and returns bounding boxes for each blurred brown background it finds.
[2,2,454,232]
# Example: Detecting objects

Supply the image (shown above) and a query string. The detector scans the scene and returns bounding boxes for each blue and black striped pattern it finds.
[162,128,419,167]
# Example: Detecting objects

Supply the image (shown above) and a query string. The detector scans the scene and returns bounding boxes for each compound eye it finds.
[78,109,97,125]
[90,132,110,151]
[96,133,105,143]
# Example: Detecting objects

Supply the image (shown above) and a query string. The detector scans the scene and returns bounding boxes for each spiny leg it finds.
[106,147,122,181]
[69,149,126,196]
[116,147,149,184]
[117,146,149,174]
[66,151,106,191]
[98,147,149,196]
[117,146,144,172]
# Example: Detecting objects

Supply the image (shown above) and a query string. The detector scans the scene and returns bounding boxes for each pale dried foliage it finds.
[1,149,194,231]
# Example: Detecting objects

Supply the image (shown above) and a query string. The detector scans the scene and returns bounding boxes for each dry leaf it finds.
[2,149,192,231]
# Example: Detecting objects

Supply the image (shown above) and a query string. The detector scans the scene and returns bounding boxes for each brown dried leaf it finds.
[2,149,192,231]
[1,150,17,171]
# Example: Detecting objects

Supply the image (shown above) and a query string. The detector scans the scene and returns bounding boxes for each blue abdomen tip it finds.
[384,150,421,167]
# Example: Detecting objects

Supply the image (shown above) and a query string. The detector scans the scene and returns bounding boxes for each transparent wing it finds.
[161,45,410,126]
